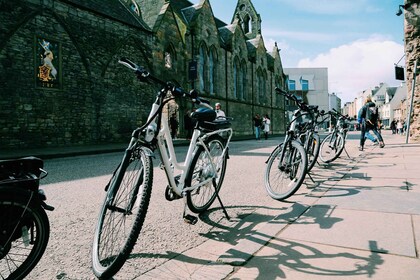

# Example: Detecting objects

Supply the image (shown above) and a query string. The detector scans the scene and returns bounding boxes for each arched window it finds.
[233,58,239,98]
[239,61,246,100]
[243,14,251,34]
[130,0,140,16]
[262,71,267,103]
[209,49,217,95]
[164,44,176,69]
[198,44,207,92]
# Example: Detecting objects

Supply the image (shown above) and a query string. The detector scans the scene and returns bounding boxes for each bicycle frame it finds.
[156,113,233,197]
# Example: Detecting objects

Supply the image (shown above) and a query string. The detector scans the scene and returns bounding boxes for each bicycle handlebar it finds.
[118,58,211,107]
[275,87,314,113]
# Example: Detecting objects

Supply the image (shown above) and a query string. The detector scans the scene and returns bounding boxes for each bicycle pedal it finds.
[183,214,198,225]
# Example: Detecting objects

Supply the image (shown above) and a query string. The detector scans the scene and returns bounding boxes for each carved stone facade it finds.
[404,0,420,142]
[0,0,287,149]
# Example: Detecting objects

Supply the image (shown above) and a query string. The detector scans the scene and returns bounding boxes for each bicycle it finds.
[264,88,308,200]
[92,58,233,279]
[319,109,351,163]
[0,156,54,280]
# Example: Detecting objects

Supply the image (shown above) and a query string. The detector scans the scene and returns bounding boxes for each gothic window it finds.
[198,44,207,92]
[164,44,176,69]
[130,0,140,16]
[262,71,267,103]
[243,14,251,34]
[164,52,172,69]
[275,76,282,106]
[233,58,239,98]
[240,61,247,100]
[256,69,263,103]
[209,49,217,95]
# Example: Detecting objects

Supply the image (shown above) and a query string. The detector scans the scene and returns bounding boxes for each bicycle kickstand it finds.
[306,172,316,184]
[343,146,353,160]
[213,178,230,221]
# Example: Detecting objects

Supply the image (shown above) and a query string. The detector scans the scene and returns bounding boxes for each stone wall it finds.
[0,0,155,149]
[404,0,420,142]
[0,0,287,149]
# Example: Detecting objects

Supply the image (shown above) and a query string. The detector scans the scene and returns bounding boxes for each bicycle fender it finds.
[265,143,283,164]
[141,146,154,157]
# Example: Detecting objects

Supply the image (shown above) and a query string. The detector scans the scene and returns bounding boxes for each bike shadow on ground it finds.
[222,239,387,280]
[198,202,344,246]
[127,203,386,280]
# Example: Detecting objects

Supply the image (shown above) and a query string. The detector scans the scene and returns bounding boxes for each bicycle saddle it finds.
[191,107,216,122]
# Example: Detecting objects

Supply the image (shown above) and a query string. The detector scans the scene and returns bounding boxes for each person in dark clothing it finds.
[169,113,179,139]
[357,96,385,151]
[253,114,262,140]
[184,110,194,139]
[390,120,396,134]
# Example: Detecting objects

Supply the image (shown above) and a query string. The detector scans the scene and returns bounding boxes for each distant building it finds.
[283,68,343,129]
[283,68,329,114]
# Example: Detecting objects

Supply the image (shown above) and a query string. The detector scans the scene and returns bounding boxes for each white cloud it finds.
[297,35,404,103]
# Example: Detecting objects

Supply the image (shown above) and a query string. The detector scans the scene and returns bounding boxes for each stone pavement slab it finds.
[229,238,420,280]
[278,206,416,257]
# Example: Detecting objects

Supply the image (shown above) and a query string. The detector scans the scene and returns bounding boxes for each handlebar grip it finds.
[118,57,137,70]
[198,97,210,105]
[275,87,288,95]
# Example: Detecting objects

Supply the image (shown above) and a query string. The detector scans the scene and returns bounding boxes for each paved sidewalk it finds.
[141,130,420,280]
[3,130,419,279]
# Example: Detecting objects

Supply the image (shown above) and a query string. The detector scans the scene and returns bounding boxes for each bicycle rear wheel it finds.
[0,192,50,280]
[306,133,321,172]
[319,133,345,163]
[92,147,153,279]
[186,135,228,213]
[264,140,307,200]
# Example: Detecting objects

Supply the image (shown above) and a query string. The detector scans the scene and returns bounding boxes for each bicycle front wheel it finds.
[186,135,228,213]
[319,133,345,163]
[306,132,321,172]
[0,192,50,280]
[264,140,308,200]
[92,147,153,279]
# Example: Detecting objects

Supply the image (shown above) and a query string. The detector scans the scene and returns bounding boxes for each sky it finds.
[190,0,406,104]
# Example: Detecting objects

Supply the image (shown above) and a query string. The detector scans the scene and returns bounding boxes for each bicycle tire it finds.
[264,140,307,200]
[319,133,345,163]
[92,147,153,279]
[186,134,228,213]
[306,133,321,172]
[0,192,50,280]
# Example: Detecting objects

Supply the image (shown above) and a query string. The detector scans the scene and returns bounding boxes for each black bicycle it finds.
[264,88,308,200]
[319,109,351,163]
[0,157,54,280]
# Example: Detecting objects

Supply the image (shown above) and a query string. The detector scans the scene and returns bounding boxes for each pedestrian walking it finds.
[357,96,385,151]
[390,120,396,134]
[262,114,271,140]
[253,114,262,141]
[397,120,403,134]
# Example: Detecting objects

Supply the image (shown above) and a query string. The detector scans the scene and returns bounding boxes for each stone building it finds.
[0,0,287,149]
[402,0,420,142]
